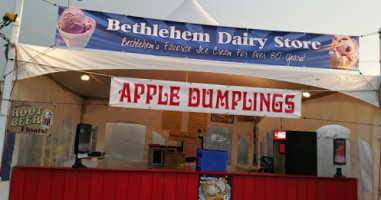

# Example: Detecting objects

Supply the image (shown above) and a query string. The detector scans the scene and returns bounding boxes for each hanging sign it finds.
[7,101,54,135]
[55,7,359,71]
[274,130,286,140]
[109,77,302,118]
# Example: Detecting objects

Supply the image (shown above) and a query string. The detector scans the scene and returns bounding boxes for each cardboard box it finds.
[148,144,177,167]
[165,152,185,170]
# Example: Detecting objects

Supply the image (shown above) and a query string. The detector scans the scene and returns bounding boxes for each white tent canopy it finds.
[166,0,219,25]
[15,43,380,107]
[11,0,380,107]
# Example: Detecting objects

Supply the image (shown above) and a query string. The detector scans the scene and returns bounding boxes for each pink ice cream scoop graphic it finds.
[57,7,96,48]
[329,35,359,70]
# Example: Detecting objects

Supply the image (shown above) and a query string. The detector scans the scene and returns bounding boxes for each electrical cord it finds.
[0,20,11,31]
[10,43,17,95]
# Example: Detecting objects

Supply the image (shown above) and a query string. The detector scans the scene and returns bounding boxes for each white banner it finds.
[109,77,301,118]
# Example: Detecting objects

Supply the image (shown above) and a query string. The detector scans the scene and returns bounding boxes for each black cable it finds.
[3,45,56,78]
[1,98,380,127]
[302,116,381,127]
[0,17,14,66]
[14,59,114,79]
[359,71,378,91]
[0,32,12,47]
[12,59,377,94]
[42,0,60,7]
[360,31,379,38]
[0,20,11,31]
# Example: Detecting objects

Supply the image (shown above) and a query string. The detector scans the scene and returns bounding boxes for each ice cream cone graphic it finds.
[57,7,96,48]
[329,35,359,70]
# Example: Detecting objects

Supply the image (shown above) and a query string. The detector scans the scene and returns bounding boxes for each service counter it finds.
[9,166,357,200]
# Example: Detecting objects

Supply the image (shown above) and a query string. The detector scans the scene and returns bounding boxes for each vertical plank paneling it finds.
[102,171,116,200]
[317,179,328,200]
[327,180,337,200]
[163,173,177,200]
[50,169,66,200]
[306,178,318,200]
[9,167,359,200]
[243,175,255,200]
[127,172,141,200]
[76,171,92,200]
[151,172,165,200]
[139,172,153,200]
[265,176,277,200]
[295,178,308,200]
[336,180,347,200]
[254,176,266,200]
[232,175,244,200]
[9,167,26,200]
[348,180,357,200]
[286,177,297,200]
[175,173,188,200]
[89,171,104,200]
[275,177,287,200]
[63,170,78,200]
[186,174,198,200]
[114,172,129,200]
[36,169,52,200]
[23,169,39,200]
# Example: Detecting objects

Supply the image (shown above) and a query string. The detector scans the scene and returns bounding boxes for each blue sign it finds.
[56,7,360,71]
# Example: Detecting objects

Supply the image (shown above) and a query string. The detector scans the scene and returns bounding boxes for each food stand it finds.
[2,2,380,200]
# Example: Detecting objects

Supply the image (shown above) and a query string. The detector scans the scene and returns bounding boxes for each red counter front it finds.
[9,166,357,200]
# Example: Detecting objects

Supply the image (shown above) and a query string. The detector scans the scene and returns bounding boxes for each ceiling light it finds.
[81,74,90,81]
[302,91,311,98]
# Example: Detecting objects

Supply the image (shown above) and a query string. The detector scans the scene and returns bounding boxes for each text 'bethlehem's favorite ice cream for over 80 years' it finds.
[57,7,96,48]
[329,35,359,70]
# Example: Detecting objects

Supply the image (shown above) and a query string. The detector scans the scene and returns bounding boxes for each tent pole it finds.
[0,0,24,174]
[378,28,381,200]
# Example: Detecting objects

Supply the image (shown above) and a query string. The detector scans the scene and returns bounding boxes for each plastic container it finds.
[260,156,274,167]
[196,149,228,172]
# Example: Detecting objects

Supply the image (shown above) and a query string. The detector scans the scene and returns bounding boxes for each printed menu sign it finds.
[168,130,198,143]
[198,175,232,200]
[161,111,182,130]
[8,101,54,135]
[188,112,208,134]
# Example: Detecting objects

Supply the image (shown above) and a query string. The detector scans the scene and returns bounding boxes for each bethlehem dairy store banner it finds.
[55,7,359,71]
[109,77,302,118]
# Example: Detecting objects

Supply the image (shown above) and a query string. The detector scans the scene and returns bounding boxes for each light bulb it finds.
[302,91,311,98]
[81,74,90,81]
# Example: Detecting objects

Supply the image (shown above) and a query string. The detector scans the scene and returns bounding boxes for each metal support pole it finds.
[0,0,24,175]
[378,28,381,200]
[379,28,381,79]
